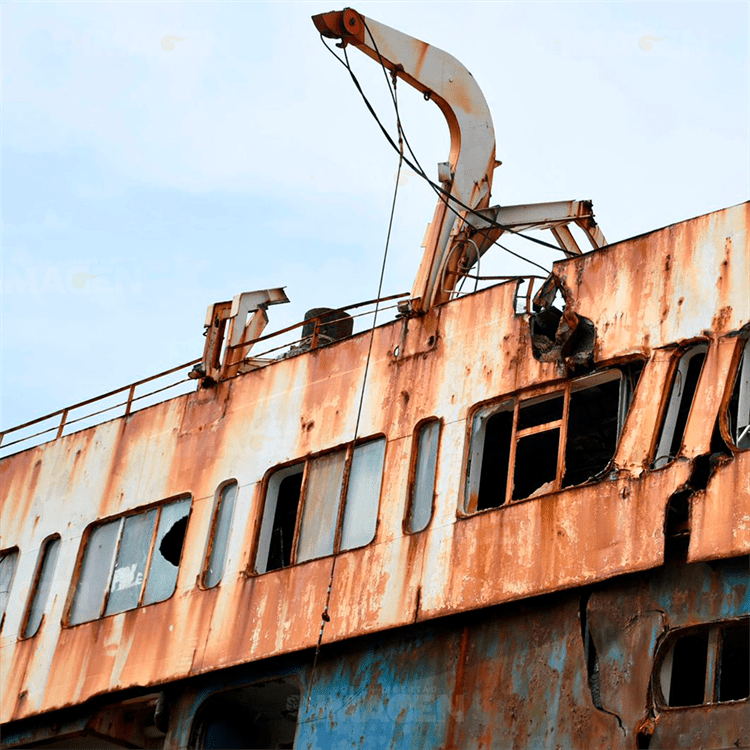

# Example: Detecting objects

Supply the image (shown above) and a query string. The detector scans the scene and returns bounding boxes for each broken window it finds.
[189,679,300,749]
[725,336,750,450]
[256,465,304,574]
[657,619,749,708]
[255,437,386,574]
[465,366,641,511]
[202,481,238,589]
[22,535,61,638]
[407,419,441,532]
[653,345,708,469]
[68,496,191,625]
[0,548,19,633]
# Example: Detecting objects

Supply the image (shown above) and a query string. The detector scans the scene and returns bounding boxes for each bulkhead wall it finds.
[1,202,748,723]
[165,557,748,750]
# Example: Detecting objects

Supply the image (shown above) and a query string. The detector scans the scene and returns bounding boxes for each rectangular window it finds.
[653,345,708,469]
[22,535,61,638]
[465,366,641,511]
[255,437,386,574]
[717,621,750,702]
[667,631,710,707]
[68,497,191,626]
[563,373,622,487]
[0,548,20,632]
[202,481,238,589]
[407,420,441,532]
[256,465,304,573]
[658,619,749,708]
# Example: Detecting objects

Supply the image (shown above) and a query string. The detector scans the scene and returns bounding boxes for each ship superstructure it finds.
[1,9,748,750]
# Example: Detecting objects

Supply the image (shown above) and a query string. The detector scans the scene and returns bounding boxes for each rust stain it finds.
[444,625,470,749]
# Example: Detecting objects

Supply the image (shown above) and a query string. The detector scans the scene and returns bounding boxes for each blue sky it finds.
[2,1,748,434]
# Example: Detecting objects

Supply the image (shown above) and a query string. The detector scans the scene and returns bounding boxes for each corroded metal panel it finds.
[557,203,750,360]
[690,452,750,561]
[1,545,746,749]
[682,334,738,458]
[417,467,691,619]
[588,557,749,748]
[293,596,617,750]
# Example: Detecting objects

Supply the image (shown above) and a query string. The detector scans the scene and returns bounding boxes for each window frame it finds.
[0,546,20,634]
[651,342,709,470]
[463,367,632,514]
[19,534,61,640]
[200,480,239,590]
[719,334,750,452]
[252,435,387,575]
[404,417,442,534]
[654,618,750,710]
[65,494,192,627]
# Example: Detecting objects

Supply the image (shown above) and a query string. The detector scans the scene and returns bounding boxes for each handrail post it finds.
[56,409,69,439]
[310,318,320,350]
[124,384,137,416]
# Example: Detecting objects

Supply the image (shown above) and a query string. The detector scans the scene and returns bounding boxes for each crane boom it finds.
[313,8,498,311]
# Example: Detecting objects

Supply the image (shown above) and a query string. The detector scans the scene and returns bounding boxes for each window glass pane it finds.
[727,338,750,450]
[69,520,120,625]
[296,451,346,563]
[654,346,707,468]
[0,549,19,630]
[409,423,439,532]
[512,429,560,500]
[718,621,750,702]
[517,393,564,430]
[143,498,191,605]
[105,510,157,615]
[204,483,238,588]
[23,537,61,638]
[667,632,708,706]
[256,466,304,574]
[341,438,386,550]
[563,374,621,488]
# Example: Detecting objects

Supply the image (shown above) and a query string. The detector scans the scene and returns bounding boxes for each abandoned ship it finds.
[1,8,748,750]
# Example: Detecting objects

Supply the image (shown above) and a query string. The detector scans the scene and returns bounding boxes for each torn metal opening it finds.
[529,275,596,370]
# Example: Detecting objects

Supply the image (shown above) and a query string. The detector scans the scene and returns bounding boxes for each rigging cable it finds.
[304,78,406,714]
[321,36,551,278]
[320,32,565,265]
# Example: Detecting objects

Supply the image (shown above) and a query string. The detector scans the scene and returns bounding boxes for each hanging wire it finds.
[304,74,406,714]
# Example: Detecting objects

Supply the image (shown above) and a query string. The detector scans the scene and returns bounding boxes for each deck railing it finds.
[0,360,202,455]
[0,277,540,456]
